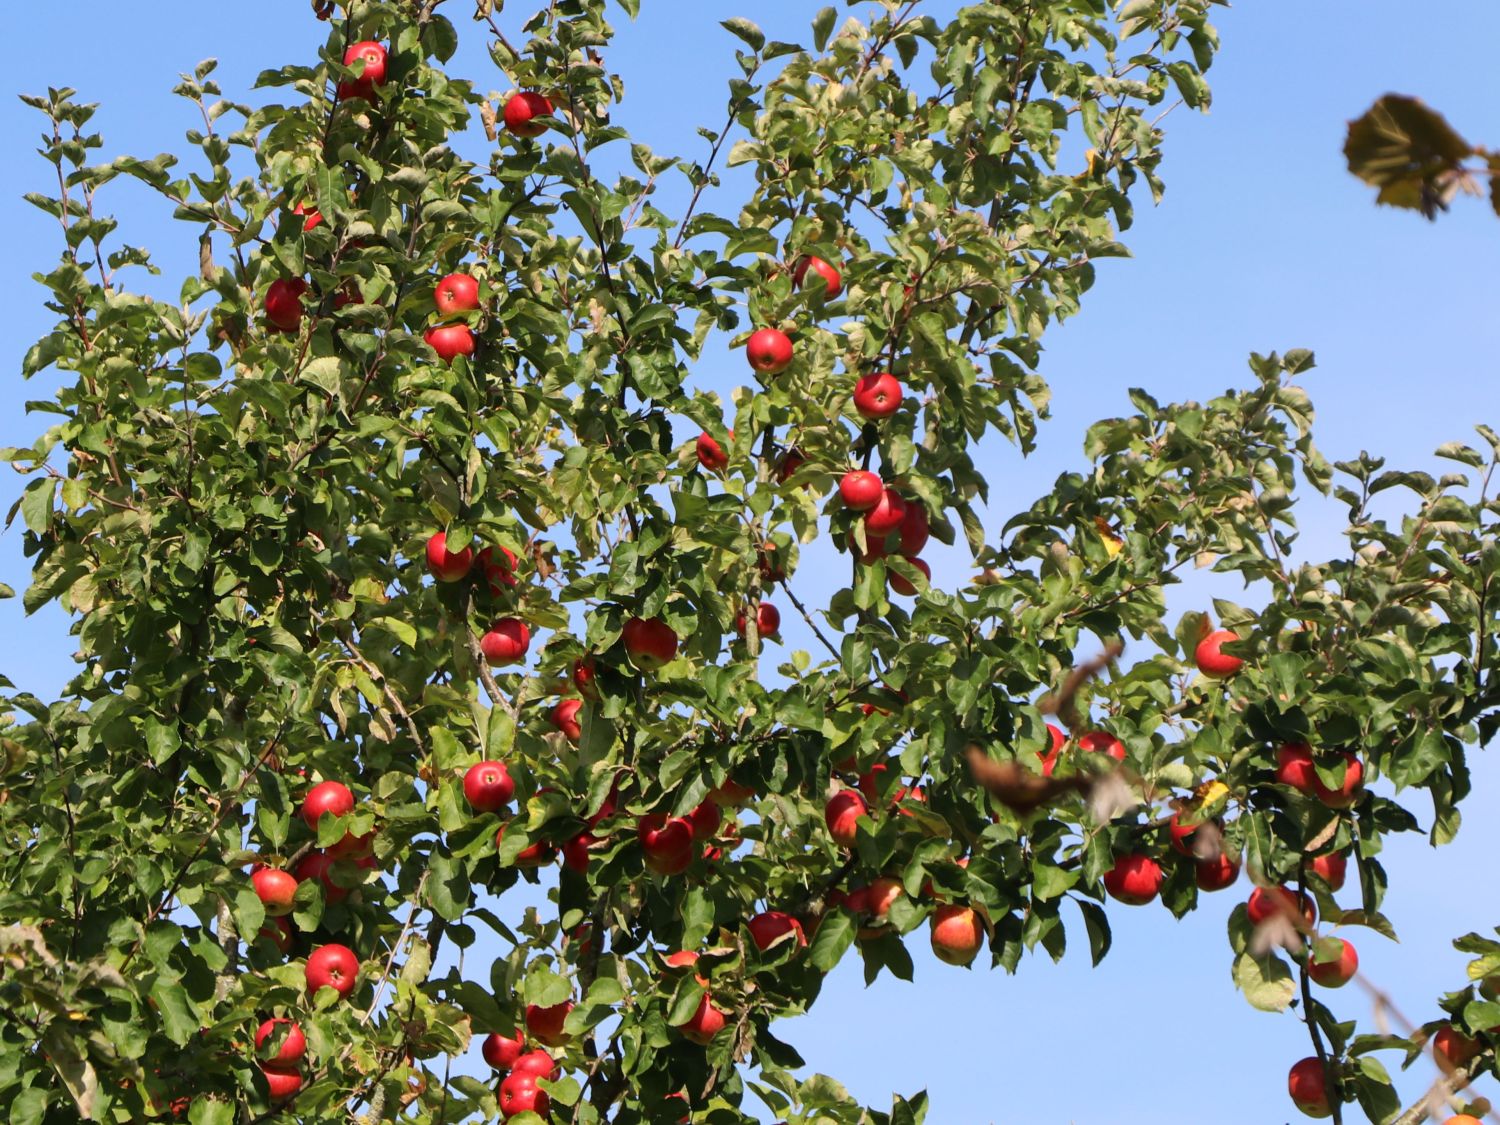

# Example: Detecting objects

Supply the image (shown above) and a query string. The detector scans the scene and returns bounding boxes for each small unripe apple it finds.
[550,698,584,741]
[1307,937,1358,988]
[1287,1056,1332,1118]
[265,278,309,334]
[792,254,843,299]
[482,1030,524,1071]
[824,788,868,848]
[747,910,806,952]
[622,616,678,671]
[252,867,299,917]
[255,1019,306,1066]
[433,272,479,316]
[638,813,695,875]
[1102,854,1163,905]
[301,780,355,830]
[1246,885,1316,928]
[305,943,359,999]
[463,760,515,812]
[735,602,781,639]
[424,323,476,365]
[425,531,473,582]
[887,556,930,597]
[746,327,794,374]
[839,470,884,510]
[261,1064,303,1102]
[498,1072,549,1119]
[524,1000,574,1048]
[678,992,726,1045]
[503,91,554,138]
[852,372,902,419]
[1309,851,1348,891]
[929,904,984,966]
[696,431,729,471]
[480,618,531,665]
[1194,629,1244,677]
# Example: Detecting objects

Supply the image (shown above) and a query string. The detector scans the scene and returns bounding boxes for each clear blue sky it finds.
[6,3,1500,1122]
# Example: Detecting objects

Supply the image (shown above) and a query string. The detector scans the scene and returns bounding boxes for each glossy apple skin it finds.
[482,1030,524,1071]
[503,91,554,138]
[463,760,515,812]
[793,254,843,299]
[495,824,556,868]
[735,603,780,638]
[1276,744,1364,808]
[293,851,348,903]
[1432,1025,1479,1068]
[1246,885,1316,928]
[550,698,583,741]
[839,470,884,510]
[338,40,388,101]
[424,323,476,364]
[305,944,359,998]
[1194,629,1244,677]
[477,545,518,594]
[852,371,903,419]
[1038,723,1067,777]
[1309,850,1347,891]
[302,781,355,830]
[498,1071,549,1119]
[930,904,984,966]
[746,327,794,374]
[622,617,678,670]
[425,531,473,582]
[252,867,299,917]
[695,432,729,471]
[573,656,600,700]
[265,278,308,333]
[1078,731,1126,762]
[1102,854,1163,905]
[864,489,907,536]
[511,1049,558,1081]
[481,618,531,665]
[747,911,806,952]
[638,814,695,875]
[898,500,929,555]
[261,1065,303,1102]
[824,789,868,848]
[524,1000,574,1048]
[888,556,930,596]
[433,272,479,316]
[255,1019,306,1065]
[293,202,322,231]
[1307,937,1359,988]
[1287,1056,1332,1118]
[1194,852,1241,891]
[679,993,726,1044]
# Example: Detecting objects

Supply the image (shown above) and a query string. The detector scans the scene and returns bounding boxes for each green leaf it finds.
[720,17,765,52]
[810,909,856,972]
[812,7,836,52]
[1232,951,1296,1012]
[150,977,200,1045]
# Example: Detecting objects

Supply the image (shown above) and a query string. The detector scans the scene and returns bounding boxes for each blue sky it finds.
[6,2,1500,1122]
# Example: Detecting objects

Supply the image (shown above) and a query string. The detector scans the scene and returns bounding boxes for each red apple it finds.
[503,91,554,138]
[678,993,726,1045]
[524,1000,573,1048]
[495,824,556,868]
[898,501,930,555]
[301,781,355,830]
[1307,937,1358,988]
[746,327,794,375]
[1432,1025,1480,1068]
[888,556,930,596]
[1194,629,1243,677]
[1038,722,1067,778]
[852,372,902,419]
[573,655,600,700]
[511,1049,558,1081]
[776,448,806,482]
[1309,851,1347,892]
[735,602,781,639]
[839,470,884,510]
[255,1019,306,1066]
[864,489,907,537]
[856,876,904,938]
[550,698,583,741]
[696,431,729,471]
[293,851,348,904]
[338,40,388,101]
[929,904,984,966]
[562,831,599,873]
[825,789,868,848]
[1103,854,1163,905]
[425,530,473,582]
[1078,731,1126,762]
[424,323,476,365]
[498,1072,549,1119]
[481,618,531,665]
[261,1064,303,1102]
[793,254,843,299]
[1277,744,1364,808]
[1195,852,1241,891]
[482,1030,524,1071]
[638,814,695,875]
[293,202,322,231]
[463,760,515,812]
[252,867,299,917]
[663,949,700,970]
[857,760,889,803]
[433,272,479,316]
[1246,885,1316,928]
[1287,1056,1333,1118]
[622,616,678,671]
[258,915,294,953]
[687,800,722,842]
[305,943,359,999]
[477,545,519,594]
[265,277,308,334]
[747,911,806,952]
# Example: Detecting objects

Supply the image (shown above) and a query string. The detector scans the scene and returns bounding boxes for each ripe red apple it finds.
[638,814,695,875]
[498,1071,549,1119]
[747,911,806,952]
[482,1030,524,1071]
[793,254,843,299]
[463,760,515,812]
[856,876,904,938]
[261,1064,303,1102]
[1287,1056,1332,1118]
[301,780,355,830]
[696,431,729,471]
[258,915,294,953]
[864,489,907,537]
[777,447,806,482]
[480,618,531,665]
[477,545,519,594]
[1195,852,1241,892]
[562,831,599,873]
[293,851,348,904]
[1432,1025,1479,1068]
[929,904,984,966]
[1103,854,1163,905]
[424,323,476,365]
[839,470,884,510]
[898,501,930,555]
[622,616,678,670]
[1276,744,1364,808]
[503,91,554,138]
[433,272,479,316]
[746,327,794,374]
[1307,937,1358,989]
[852,372,902,420]
[338,40,388,101]
[663,949,700,970]
[550,698,583,741]
[1038,722,1067,777]
[686,800,722,842]
[1309,851,1347,892]
[824,789,868,848]
[305,943,359,999]
[255,1019,306,1065]
[679,993,726,1045]
[495,824,556,868]
[888,556,930,596]
[1194,629,1244,677]
[328,829,374,860]
[1078,731,1126,762]
[511,1049,558,1081]
[252,867,299,917]
[1246,885,1316,928]
[524,1000,573,1048]
[425,531,473,582]
[265,277,309,334]
[735,602,781,638]
[573,655,600,700]
[293,202,322,231]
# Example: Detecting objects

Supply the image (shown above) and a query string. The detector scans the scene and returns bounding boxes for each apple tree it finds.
[5,2,1500,1123]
